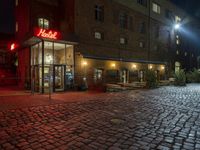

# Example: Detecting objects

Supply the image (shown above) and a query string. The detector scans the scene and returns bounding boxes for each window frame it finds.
[120,37,128,45]
[94,31,103,40]
[139,41,145,48]
[38,18,50,29]
[152,2,161,14]
[95,5,104,22]
[119,12,128,29]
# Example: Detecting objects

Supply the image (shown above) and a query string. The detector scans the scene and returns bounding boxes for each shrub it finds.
[146,70,158,88]
[174,69,186,86]
[186,69,200,83]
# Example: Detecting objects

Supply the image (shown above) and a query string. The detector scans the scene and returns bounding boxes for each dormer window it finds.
[38,18,49,29]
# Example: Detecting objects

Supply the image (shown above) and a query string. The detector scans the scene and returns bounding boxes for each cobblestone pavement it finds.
[1,84,200,150]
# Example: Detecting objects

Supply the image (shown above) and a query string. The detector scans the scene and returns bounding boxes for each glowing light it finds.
[174,23,180,30]
[132,64,137,69]
[149,65,153,69]
[82,61,87,66]
[45,54,53,64]
[111,63,116,68]
[34,28,61,39]
[161,66,165,70]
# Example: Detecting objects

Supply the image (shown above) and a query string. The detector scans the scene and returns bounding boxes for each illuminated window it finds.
[185,52,187,56]
[38,18,49,29]
[94,32,103,40]
[120,37,127,45]
[139,41,145,48]
[95,5,104,22]
[16,22,18,32]
[152,3,160,14]
[16,0,18,6]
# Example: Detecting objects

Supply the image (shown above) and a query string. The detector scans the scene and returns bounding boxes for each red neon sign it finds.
[34,28,61,40]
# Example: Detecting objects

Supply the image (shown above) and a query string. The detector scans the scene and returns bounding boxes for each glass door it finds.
[120,70,128,83]
[54,65,65,92]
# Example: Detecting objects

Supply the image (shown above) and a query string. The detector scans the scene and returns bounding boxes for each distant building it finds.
[5,0,200,92]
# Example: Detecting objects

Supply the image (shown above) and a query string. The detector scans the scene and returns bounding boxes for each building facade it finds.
[0,33,17,86]
[13,0,200,92]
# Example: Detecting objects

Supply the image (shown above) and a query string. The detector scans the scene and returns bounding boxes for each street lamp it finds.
[174,23,180,30]
[82,60,88,89]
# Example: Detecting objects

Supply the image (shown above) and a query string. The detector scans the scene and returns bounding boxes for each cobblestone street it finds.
[1,84,200,150]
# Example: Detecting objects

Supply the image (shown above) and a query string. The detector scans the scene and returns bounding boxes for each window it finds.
[120,37,127,45]
[154,45,158,51]
[176,50,179,55]
[16,22,18,32]
[152,3,160,14]
[155,26,159,38]
[94,69,103,82]
[139,41,145,48]
[137,0,147,6]
[119,12,128,29]
[95,5,104,22]
[139,22,146,34]
[94,32,103,40]
[128,16,133,30]
[185,52,187,56]
[165,9,172,19]
[16,0,18,6]
[175,61,181,72]
[38,18,49,29]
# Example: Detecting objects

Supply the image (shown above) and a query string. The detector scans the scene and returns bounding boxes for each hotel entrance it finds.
[54,65,65,92]
[31,40,74,93]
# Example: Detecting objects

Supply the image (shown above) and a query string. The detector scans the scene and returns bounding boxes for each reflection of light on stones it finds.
[110,118,125,125]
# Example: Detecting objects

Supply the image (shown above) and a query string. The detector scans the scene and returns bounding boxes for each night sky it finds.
[171,0,200,19]
[0,0,15,34]
[0,0,199,34]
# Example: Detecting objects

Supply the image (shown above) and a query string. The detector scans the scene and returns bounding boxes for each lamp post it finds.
[82,60,88,89]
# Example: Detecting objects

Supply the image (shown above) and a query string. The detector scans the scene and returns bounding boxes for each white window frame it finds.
[94,32,102,40]
[139,41,145,48]
[120,37,127,44]
[38,18,49,29]
[152,3,160,14]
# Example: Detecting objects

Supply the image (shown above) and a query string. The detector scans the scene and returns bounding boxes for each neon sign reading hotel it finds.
[34,28,61,40]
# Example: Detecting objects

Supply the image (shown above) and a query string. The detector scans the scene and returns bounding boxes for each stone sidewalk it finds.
[1,84,200,149]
